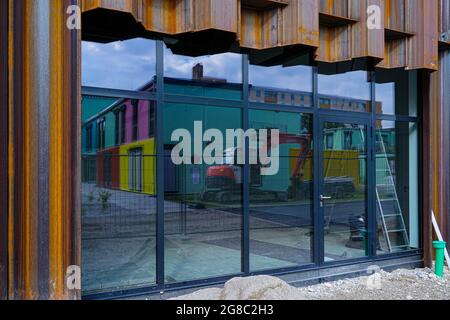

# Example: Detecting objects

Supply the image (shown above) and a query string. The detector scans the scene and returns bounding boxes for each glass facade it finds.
[375,69,418,116]
[322,122,368,261]
[81,97,157,293]
[375,121,419,253]
[249,110,313,271]
[319,70,372,112]
[163,104,243,282]
[81,40,422,296]
[249,58,313,107]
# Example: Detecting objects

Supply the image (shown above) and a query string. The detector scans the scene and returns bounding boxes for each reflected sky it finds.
[318,71,371,101]
[164,46,242,83]
[376,82,395,115]
[82,38,156,90]
[250,65,312,92]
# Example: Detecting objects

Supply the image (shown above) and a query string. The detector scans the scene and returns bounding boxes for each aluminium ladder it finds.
[375,132,410,252]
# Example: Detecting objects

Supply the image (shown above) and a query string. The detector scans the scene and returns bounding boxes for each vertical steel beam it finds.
[421,69,433,267]
[242,54,250,275]
[0,0,9,300]
[155,40,165,288]
[312,66,322,265]
[7,0,81,299]
[368,66,377,258]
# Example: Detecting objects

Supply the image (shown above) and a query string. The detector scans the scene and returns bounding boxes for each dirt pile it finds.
[174,268,450,300]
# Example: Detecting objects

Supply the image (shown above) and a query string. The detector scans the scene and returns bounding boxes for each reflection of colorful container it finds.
[97,147,120,189]
[289,149,360,189]
[119,138,157,195]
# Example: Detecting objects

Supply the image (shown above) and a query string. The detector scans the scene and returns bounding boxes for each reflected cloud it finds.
[82,38,157,90]
[319,71,371,100]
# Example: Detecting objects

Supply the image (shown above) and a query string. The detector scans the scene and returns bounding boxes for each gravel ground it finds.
[174,267,450,300]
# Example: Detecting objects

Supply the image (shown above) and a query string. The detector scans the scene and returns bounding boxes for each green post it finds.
[433,241,446,277]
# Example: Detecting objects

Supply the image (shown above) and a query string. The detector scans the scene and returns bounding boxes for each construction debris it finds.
[174,268,450,300]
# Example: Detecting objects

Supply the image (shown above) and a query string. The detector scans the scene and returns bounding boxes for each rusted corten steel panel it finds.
[319,0,349,16]
[405,0,439,70]
[82,0,143,18]
[425,50,450,265]
[0,0,9,301]
[384,0,407,32]
[438,0,450,49]
[81,0,440,70]
[378,0,438,70]
[439,0,450,33]
[241,0,319,49]
[316,0,384,63]
[435,1,450,251]
[5,0,81,299]
[143,0,239,34]
[82,0,239,34]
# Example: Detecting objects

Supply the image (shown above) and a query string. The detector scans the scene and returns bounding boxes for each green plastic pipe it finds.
[433,241,446,277]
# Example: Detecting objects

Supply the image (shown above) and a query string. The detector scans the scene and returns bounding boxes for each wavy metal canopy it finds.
[81,0,448,70]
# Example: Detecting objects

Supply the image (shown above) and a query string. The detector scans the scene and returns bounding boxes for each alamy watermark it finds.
[171,122,280,176]
[66,5,81,30]
[367,5,382,30]
[366,265,382,290]
[66,265,81,291]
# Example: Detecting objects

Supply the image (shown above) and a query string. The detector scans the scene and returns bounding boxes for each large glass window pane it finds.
[322,122,368,261]
[81,95,157,294]
[164,103,243,283]
[376,121,420,254]
[249,110,313,271]
[318,70,371,112]
[164,45,242,100]
[249,55,313,107]
[375,70,417,116]
[82,38,157,91]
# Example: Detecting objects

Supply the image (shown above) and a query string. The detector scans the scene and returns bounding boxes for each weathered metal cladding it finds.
[384,0,407,32]
[5,0,81,300]
[319,0,348,16]
[406,0,439,70]
[316,0,384,63]
[141,0,239,34]
[240,0,319,49]
[0,0,9,301]
[424,50,450,266]
[439,0,450,49]
[377,0,439,70]
[440,50,450,250]
[436,0,450,248]
[439,0,450,33]
[82,0,143,19]
[81,0,440,70]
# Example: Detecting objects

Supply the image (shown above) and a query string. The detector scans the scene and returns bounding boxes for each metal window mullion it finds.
[155,40,165,289]
[369,69,377,258]
[312,66,322,266]
[242,54,250,275]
